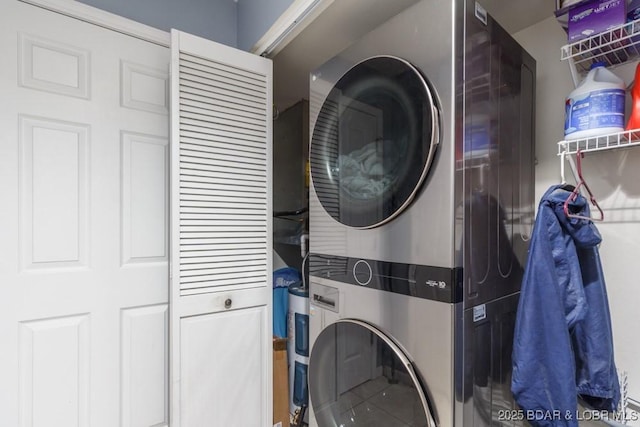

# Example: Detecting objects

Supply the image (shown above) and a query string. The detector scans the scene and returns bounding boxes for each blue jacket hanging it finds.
[511,185,619,427]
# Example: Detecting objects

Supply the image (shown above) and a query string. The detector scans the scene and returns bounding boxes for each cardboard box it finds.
[273,337,290,427]
[568,0,626,42]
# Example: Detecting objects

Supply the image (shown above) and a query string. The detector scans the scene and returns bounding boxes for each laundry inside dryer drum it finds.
[310,56,439,229]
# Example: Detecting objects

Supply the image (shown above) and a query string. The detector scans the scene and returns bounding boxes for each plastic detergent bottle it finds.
[564,62,625,140]
[626,62,640,131]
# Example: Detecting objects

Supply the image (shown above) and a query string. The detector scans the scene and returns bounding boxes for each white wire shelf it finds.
[557,129,640,156]
[560,18,640,67]
[560,18,640,84]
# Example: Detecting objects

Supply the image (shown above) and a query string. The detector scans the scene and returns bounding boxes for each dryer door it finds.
[309,319,437,427]
[310,56,440,229]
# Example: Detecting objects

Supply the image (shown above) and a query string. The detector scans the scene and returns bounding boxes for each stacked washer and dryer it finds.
[307,0,536,426]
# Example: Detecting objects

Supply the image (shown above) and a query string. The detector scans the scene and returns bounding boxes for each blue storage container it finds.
[272,267,301,338]
[294,312,309,357]
[293,360,309,407]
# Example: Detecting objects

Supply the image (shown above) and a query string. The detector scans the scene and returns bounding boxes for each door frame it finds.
[18,0,170,46]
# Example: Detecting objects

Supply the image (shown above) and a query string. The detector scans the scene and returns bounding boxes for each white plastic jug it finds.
[564,62,625,140]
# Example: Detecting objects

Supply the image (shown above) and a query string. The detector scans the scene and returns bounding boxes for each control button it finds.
[353,260,372,286]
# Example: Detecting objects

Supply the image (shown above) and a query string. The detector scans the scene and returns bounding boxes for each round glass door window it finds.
[309,319,436,427]
[310,56,440,228]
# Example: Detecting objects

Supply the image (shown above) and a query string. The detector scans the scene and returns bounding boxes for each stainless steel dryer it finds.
[307,0,536,426]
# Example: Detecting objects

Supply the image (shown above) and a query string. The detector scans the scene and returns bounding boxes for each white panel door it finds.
[0,2,170,426]
[170,30,273,426]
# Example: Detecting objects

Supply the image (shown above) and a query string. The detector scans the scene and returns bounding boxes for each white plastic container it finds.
[564,62,626,140]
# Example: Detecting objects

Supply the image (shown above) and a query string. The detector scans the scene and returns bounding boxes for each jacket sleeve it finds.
[511,208,582,427]
[573,247,620,411]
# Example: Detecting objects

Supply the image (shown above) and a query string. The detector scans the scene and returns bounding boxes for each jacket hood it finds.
[542,185,602,249]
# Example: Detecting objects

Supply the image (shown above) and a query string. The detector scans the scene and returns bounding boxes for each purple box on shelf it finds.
[629,0,640,21]
[568,0,626,42]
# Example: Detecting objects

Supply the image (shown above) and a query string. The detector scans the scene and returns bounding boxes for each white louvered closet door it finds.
[169,30,272,427]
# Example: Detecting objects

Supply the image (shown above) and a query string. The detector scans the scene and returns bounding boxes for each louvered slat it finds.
[181,260,267,274]
[180,131,267,151]
[180,239,267,249]
[181,52,265,85]
[180,251,266,263]
[180,86,266,115]
[180,169,265,184]
[181,271,266,286]
[180,178,265,191]
[181,97,265,121]
[181,105,266,129]
[181,150,266,168]
[180,124,264,144]
[179,80,265,109]
[177,49,269,297]
[179,162,266,178]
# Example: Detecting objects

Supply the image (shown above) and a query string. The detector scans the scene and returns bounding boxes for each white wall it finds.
[515,17,640,409]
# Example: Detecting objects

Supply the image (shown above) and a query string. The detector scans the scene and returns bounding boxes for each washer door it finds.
[310,56,440,229]
[309,319,437,427]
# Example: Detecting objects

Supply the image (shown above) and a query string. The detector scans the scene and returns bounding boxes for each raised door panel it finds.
[19,315,90,427]
[19,116,89,270]
[180,304,268,427]
[120,304,169,427]
[18,33,91,99]
[121,132,168,265]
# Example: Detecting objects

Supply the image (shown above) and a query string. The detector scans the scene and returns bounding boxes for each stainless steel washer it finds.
[308,0,537,426]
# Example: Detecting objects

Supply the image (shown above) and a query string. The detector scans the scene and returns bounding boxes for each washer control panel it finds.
[308,253,462,303]
[353,260,372,286]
